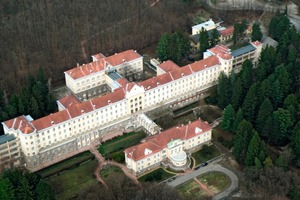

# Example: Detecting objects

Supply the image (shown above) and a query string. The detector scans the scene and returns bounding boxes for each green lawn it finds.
[177,180,210,199]
[192,145,221,165]
[45,159,98,200]
[138,168,175,182]
[198,172,230,193]
[36,151,95,178]
[98,131,146,157]
[100,166,123,179]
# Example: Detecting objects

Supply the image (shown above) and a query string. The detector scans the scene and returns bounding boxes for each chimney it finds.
[108,100,111,104]
[51,121,55,125]
[81,110,85,113]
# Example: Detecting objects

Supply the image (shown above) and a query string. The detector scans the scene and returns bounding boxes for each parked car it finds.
[194,162,208,170]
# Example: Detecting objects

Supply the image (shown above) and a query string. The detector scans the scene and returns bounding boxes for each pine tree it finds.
[233,120,254,164]
[0,178,14,200]
[30,97,40,119]
[260,79,272,101]
[157,33,171,62]
[209,28,220,47]
[233,108,244,133]
[240,60,253,95]
[270,109,293,146]
[242,83,260,123]
[251,23,263,41]
[256,98,273,135]
[231,77,243,110]
[271,80,283,109]
[217,72,231,109]
[263,157,273,168]
[245,132,262,166]
[283,94,299,119]
[222,104,235,132]
[199,28,210,56]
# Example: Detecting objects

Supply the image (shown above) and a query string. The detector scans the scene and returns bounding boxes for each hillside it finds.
[0,0,190,93]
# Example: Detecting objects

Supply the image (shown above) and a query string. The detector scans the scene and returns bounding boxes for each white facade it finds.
[124,119,212,174]
[1,44,262,170]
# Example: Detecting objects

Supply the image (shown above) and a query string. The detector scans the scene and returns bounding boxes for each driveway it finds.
[167,163,238,200]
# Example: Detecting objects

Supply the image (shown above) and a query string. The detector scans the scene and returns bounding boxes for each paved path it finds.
[194,177,214,196]
[167,163,238,200]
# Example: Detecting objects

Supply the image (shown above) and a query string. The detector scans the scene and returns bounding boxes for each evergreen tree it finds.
[233,108,244,133]
[251,23,263,41]
[233,120,254,164]
[242,83,260,123]
[37,67,46,84]
[0,178,14,200]
[263,156,274,168]
[221,104,235,132]
[275,155,288,170]
[30,97,41,119]
[240,60,253,95]
[245,132,262,166]
[217,72,231,109]
[256,98,273,135]
[231,77,243,110]
[271,80,283,109]
[260,79,272,101]
[209,28,220,47]
[199,28,210,56]
[270,109,293,146]
[283,94,299,120]
[157,33,171,62]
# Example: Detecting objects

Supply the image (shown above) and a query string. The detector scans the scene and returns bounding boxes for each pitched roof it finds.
[105,49,142,66]
[208,45,233,60]
[124,119,212,161]
[219,26,234,36]
[31,110,71,131]
[116,77,129,87]
[188,55,220,72]
[90,89,125,109]
[158,60,180,73]
[139,72,173,91]
[3,115,35,134]
[57,95,81,109]
[65,59,106,80]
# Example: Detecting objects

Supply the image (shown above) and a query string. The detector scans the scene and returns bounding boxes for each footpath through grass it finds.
[45,159,98,200]
[198,172,230,193]
[192,145,221,165]
[138,168,175,182]
[177,180,210,199]
[98,131,146,158]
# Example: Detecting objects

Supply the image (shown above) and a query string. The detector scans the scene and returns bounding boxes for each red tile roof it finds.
[3,115,35,134]
[31,110,71,131]
[105,50,142,66]
[90,89,125,110]
[251,40,262,46]
[57,95,81,109]
[158,60,180,72]
[65,59,106,80]
[67,100,95,118]
[219,26,234,36]
[209,45,232,60]
[188,55,220,72]
[116,78,130,87]
[139,72,173,90]
[124,119,212,161]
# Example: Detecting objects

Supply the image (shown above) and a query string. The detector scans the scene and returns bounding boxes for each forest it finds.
[0,0,191,94]
[214,13,300,198]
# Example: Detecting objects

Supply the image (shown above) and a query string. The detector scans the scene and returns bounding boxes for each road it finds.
[167,162,238,200]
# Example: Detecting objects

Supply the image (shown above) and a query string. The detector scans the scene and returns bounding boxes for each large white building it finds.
[124,119,212,175]
[1,41,262,171]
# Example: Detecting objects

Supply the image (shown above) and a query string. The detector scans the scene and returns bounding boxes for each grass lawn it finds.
[138,168,175,182]
[192,145,221,165]
[198,172,230,194]
[45,159,98,200]
[37,151,95,178]
[98,131,146,157]
[177,180,210,199]
[100,166,123,179]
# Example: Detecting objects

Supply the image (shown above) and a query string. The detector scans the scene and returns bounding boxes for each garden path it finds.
[194,177,214,196]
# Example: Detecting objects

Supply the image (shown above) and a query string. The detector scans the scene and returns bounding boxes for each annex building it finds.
[1,41,262,171]
[124,119,212,175]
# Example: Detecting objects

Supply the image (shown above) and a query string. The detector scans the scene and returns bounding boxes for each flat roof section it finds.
[231,44,256,57]
[0,134,16,145]
[108,72,122,81]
